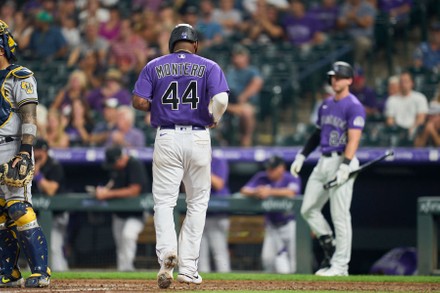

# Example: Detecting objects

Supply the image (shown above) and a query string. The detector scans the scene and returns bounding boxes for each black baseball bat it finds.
[323,150,394,190]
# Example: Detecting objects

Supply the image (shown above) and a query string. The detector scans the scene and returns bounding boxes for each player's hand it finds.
[335,163,350,185]
[290,154,305,177]
[95,186,110,200]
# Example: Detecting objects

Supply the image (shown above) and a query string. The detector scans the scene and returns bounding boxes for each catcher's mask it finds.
[168,24,198,53]
[327,61,353,85]
[0,20,18,62]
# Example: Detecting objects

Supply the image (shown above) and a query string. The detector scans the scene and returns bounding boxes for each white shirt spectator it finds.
[385,91,429,129]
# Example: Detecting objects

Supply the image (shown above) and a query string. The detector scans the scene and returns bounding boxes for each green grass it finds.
[45,271,439,283]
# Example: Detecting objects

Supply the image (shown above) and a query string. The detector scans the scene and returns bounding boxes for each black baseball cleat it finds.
[25,270,51,288]
[318,235,335,270]
[0,268,24,288]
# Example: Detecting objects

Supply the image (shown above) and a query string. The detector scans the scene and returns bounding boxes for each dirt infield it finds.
[5,279,440,292]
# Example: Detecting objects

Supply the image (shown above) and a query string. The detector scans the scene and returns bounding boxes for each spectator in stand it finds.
[350,67,380,119]
[50,70,89,114]
[413,22,440,73]
[60,16,81,50]
[86,68,132,113]
[46,109,70,148]
[212,0,243,39]
[98,5,122,42]
[105,105,146,148]
[308,0,340,34]
[32,138,70,272]
[89,98,119,146]
[148,4,181,57]
[40,0,58,19]
[241,2,284,45]
[57,0,79,22]
[240,155,301,274]
[387,75,400,97]
[108,19,148,74]
[78,50,105,89]
[406,50,433,93]
[78,0,110,31]
[242,0,289,15]
[196,0,224,50]
[131,0,164,13]
[281,0,326,54]
[225,44,263,147]
[24,10,68,61]
[0,1,16,29]
[415,87,440,147]
[10,10,33,52]
[337,0,377,66]
[385,71,429,143]
[64,98,94,147]
[199,154,231,273]
[36,104,49,141]
[67,20,109,68]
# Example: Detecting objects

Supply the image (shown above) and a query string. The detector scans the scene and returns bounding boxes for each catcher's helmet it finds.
[168,24,198,53]
[0,20,18,61]
[327,61,354,79]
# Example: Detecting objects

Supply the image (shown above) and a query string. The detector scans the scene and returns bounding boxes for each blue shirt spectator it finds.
[27,11,68,61]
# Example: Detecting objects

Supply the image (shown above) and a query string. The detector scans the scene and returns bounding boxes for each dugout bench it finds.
[32,193,313,274]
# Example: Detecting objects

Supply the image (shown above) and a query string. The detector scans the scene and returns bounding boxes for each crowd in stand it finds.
[1,0,439,147]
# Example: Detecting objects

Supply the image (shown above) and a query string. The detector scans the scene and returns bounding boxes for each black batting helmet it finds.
[168,24,198,53]
[0,20,18,61]
[327,61,354,79]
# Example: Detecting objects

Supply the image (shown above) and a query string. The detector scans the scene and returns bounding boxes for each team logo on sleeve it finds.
[21,81,34,94]
[353,116,365,127]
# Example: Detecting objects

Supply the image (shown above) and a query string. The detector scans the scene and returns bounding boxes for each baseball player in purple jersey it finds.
[241,155,301,274]
[199,154,231,273]
[0,20,51,287]
[132,24,229,288]
[290,61,365,276]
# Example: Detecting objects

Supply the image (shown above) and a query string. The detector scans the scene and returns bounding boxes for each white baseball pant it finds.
[300,155,359,272]
[199,215,231,273]
[153,126,211,277]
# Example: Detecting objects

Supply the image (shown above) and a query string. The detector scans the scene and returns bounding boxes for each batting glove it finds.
[335,163,350,185]
[290,154,305,177]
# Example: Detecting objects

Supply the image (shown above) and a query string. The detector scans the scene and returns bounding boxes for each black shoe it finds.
[0,268,24,288]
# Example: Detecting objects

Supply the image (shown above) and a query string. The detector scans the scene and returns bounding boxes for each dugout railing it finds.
[32,193,313,274]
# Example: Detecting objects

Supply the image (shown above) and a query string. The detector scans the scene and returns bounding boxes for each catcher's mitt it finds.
[2,153,34,187]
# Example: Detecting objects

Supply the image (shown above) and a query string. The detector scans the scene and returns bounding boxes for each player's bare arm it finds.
[344,128,362,160]
[211,173,225,191]
[19,102,37,153]
[132,95,151,112]
[263,188,295,198]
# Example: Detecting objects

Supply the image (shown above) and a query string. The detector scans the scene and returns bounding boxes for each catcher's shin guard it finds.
[0,199,20,276]
[6,201,49,275]
[318,235,335,269]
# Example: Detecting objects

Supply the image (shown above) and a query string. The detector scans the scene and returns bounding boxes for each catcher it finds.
[0,20,51,288]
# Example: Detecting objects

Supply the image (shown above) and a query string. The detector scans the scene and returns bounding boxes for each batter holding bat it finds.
[132,24,229,288]
[290,61,365,277]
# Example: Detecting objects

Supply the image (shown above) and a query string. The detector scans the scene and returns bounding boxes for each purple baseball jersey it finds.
[244,171,301,225]
[133,52,229,128]
[211,156,230,197]
[317,94,366,154]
